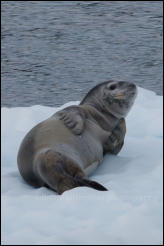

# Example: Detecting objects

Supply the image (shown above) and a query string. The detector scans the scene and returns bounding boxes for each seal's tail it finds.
[75,177,108,191]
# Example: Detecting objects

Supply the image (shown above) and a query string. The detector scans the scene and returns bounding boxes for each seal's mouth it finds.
[113,93,124,100]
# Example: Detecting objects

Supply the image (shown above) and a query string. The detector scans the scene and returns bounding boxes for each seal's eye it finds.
[109,84,116,90]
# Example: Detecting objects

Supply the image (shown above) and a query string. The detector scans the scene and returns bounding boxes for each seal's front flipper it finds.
[58,106,85,135]
[103,118,126,155]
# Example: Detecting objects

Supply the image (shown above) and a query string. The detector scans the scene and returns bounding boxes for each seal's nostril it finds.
[109,84,116,90]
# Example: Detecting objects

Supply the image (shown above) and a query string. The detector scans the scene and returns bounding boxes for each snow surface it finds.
[1,87,163,245]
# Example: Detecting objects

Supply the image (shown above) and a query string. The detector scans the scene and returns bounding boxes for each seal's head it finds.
[80,80,137,119]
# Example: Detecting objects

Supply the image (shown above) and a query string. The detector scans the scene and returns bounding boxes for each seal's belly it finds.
[35,117,104,174]
[73,129,103,170]
[51,129,103,174]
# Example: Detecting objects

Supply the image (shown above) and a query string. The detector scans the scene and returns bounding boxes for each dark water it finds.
[2,1,163,107]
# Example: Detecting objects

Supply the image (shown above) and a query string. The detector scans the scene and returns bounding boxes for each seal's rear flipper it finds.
[75,177,108,191]
[36,150,108,194]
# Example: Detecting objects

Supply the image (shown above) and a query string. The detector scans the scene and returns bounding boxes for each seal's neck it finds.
[80,96,101,110]
[81,102,119,132]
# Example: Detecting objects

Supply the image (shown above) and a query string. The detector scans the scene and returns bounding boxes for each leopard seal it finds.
[17,80,137,194]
